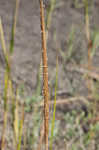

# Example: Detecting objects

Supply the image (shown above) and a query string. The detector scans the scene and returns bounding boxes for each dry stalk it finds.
[10,0,20,53]
[40,96,89,107]
[84,0,93,92]
[84,0,91,68]
[66,64,99,81]
[39,0,49,150]
[12,0,20,35]
[37,121,44,150]
[0,18,9,150]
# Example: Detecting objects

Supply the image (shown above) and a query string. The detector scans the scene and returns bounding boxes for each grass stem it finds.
[39,0,49,150]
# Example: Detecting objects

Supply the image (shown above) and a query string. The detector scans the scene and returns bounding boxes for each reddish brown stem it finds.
[39,0,49,150]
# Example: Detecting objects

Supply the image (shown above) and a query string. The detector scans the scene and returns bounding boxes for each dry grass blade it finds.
[50,56,58,150]
[45,0,56,40]
[84,0,91,67]
[40,96,89,107]
[16,104,24,150]
[10,0,20,54]
[1,72,9,150]
[0,18,10,150]
[37,121,44,150]
[12,88,24,150]
[46,0,56,31]
[14,93,19,146]
[84,0,93,92]
[0,18,10,71]
[0,18,7,56]
[39,0,49,150]
[66,64,99,81]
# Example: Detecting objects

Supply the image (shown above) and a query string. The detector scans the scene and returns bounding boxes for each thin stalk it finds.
[0,1,20,149]
[10,0,20,54]
[46,0,56,30]
[0,18,11,150]
[84,0,93,91]
[39,0,49,150]
[16,105,24,150]
[37,121,44,150]
[14,90,19,146]
[45,0,56,40]
[1,72,9,150]
[0,18,10,72]
[12,88,24,150]
[49,57,58,150]
[84,0,92,69]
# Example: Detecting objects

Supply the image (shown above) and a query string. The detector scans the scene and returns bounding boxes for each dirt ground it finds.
[0,0,99,149]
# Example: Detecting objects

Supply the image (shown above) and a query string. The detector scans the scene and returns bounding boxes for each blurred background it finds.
[0,0,99,150]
